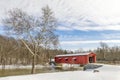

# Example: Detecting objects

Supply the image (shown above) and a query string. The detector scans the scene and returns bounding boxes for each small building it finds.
[55,52,96,65]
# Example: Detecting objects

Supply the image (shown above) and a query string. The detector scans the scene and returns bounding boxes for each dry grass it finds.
[0,68,55,77]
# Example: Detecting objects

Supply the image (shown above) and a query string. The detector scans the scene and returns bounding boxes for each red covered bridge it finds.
[55,52,96,65]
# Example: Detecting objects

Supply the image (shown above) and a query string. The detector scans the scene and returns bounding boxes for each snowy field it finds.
[0,64,120,80]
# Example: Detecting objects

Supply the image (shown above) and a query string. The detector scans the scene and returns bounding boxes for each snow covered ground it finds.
[0,65,44,69]
[0,64,120,80]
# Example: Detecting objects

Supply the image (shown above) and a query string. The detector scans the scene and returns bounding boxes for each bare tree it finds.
[100,42,108,60]
[2,6,58,74]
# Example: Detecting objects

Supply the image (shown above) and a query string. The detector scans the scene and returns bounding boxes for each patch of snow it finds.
[0,65,44,69]
[55,52,90,57]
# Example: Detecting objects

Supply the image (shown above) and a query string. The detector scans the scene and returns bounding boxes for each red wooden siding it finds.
[55,52,96,65]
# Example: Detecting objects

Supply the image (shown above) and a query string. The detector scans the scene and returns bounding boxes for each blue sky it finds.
[1,0,120,51]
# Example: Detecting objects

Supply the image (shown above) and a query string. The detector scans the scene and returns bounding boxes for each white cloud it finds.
[1,0,120,31]
[60,40,120,51]
[58,25,120,31]
[57,26,73,31]
[61,40,120,45]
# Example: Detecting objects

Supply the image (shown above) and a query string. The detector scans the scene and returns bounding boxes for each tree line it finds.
[95,42,120,63]
[0,35,69,69]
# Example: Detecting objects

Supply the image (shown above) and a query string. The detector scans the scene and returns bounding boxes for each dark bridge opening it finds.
[89,57,94,63]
